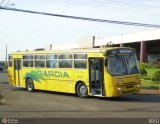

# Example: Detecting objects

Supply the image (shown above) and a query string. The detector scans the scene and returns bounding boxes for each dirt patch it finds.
[0,94,6,104]
[139,89,160,95]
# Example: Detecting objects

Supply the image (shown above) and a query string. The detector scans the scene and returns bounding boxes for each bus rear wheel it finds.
[26,78,34,92]
[76,82,88,98]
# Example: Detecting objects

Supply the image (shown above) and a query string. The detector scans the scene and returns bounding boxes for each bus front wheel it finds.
[76,82,88,98]
[26,78,34,92]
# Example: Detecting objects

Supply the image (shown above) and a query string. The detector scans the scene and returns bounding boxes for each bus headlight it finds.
[117,87,123,94]
[136,84,140,87]
[117,87,123,91]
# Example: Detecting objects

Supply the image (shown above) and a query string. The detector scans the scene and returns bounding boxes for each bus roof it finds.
[9,47,134,55]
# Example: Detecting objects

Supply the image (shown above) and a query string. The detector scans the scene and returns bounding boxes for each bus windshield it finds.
[107,54,139,76]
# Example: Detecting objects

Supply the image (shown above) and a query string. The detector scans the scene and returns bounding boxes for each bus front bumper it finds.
[106,84,141,97]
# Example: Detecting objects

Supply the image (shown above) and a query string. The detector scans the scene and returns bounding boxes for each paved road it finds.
[0,72,160,118]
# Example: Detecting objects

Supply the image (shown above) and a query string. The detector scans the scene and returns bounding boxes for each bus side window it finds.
[46,60,57,68]
[59,54,72,68]
[23,55,33,67]
[74,60,87,69]
[74,54,87,69]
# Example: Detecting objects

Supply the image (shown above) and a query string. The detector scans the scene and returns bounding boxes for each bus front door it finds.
[14,59,22,86]
[89,58,104,96]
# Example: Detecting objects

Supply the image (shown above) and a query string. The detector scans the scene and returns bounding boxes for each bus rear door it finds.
[14,59,22,86]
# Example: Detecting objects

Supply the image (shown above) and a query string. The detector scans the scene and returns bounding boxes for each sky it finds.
[0,0,160,61]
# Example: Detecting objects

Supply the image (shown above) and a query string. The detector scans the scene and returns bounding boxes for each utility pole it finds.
[5,44,7,69]
[50,44,52,50]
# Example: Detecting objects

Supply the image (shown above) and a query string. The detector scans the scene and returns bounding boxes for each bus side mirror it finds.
[105,59,108,66]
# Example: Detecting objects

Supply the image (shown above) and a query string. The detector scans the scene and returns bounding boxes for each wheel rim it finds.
[27,79,33,91]
[79,85,87,94]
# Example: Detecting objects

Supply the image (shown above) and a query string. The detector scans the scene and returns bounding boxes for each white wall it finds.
[79,36,95,48]
[95,28,160,46]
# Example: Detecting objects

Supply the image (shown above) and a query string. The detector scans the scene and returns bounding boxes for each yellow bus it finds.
[8,47,141,97]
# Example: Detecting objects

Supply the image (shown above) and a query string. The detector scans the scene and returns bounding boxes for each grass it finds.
[145,68,159,77]
[141,68,160,89]
[141,79,159,89]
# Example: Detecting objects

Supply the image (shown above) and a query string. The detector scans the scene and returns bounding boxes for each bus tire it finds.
[26,78,34,92]
[76,82,88,98]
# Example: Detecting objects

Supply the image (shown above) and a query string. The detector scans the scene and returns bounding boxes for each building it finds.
[95,29,160,64]
[46,29,160,64]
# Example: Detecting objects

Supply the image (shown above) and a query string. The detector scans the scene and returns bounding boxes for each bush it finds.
[141,63,160,69]
[141,63,151,68]
[140,68,147,76]
[152,71,160,83]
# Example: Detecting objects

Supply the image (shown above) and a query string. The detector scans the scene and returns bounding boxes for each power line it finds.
[0,0,4,6]
[0,7,160,28]
[54,0,160,16]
